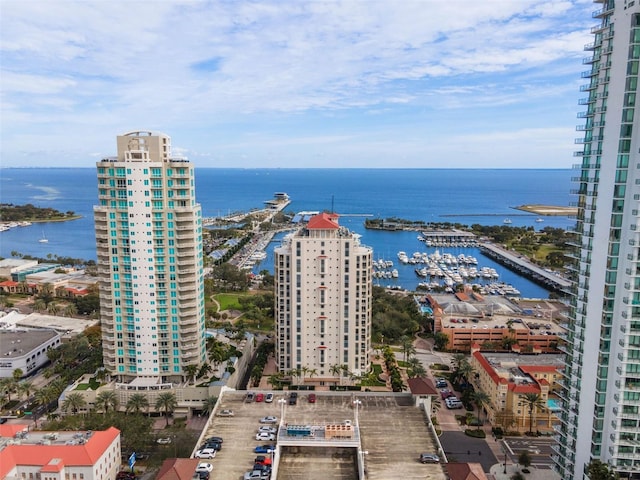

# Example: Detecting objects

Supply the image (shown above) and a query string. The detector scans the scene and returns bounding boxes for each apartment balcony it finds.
[178,292,197,301]
[178,268,196,275]
[592,6,614,18]
[180,327,199,335]
[176,240,196,249]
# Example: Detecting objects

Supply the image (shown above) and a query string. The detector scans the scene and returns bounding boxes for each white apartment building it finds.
[94,131,206,384]
[554,2,640,479]
[274,213,372,383]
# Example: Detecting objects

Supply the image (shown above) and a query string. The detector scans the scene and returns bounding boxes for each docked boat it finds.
[503,218,512,224]
[535,218,544,223]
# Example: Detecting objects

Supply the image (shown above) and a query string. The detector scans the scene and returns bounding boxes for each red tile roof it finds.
[0,280,19,286]
[472,351,507,385]
[455,292,470,302]
[156,458,201,480]
[0,427,120,479]
[307,212,340,229]
[446,462,488,480]
[509,384,541,394]
[407,377,439,395]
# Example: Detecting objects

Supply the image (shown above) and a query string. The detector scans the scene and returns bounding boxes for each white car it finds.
[156,437,172,445]
[217,409,234,417]
[195,448,216,459]
[259,416,278,424]
[265,393,274,403]
[255,432,276,441]
[258,426,277,434]
[195,462,214,473]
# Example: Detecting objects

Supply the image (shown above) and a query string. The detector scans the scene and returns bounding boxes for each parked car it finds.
[255,432,276,441]
[435,378,447,388]
[217,409,234,417]
[195,462,214,473]
[243,470,269,480]
[156,437,172,445]
[255,393,264,402]
[246,392,255,402]
[265,393,274,403]
[192,472,209,480]
[308,393,316,403]
[254,455,272,466]
[289,392,298,405]
[194,448,216,459]
[258,426,277,434]
[419,453,440,464]
[254,444,275,454]
[440,389,453,399]
[204,436,223,444]
[445,398,463,409]
[259,416,278,424]
[201,441,222,451]
[116,473,136,480]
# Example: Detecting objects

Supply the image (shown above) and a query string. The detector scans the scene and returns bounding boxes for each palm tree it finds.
[32,298,47,313]
[35,387,55,410]
[472,390,491,430]
[400,336,416,362]
[155,392,178,427]
[519,393,545,434]
[202,396,218,415]
[62,392,87,415]
[46,302,60,316]
[457,361,475,388]
[407,357,426,378]
[95,390,119,414]
[307,368,318,380]
[17,381,34,401]
[183,364,199,384]
[329,364,342,385]
[125,393,149,415]
[63,303,78,317]
[0,378,17,403]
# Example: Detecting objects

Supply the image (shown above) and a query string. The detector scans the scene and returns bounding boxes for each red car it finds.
[308,393,316,403]
[255,393,264,402]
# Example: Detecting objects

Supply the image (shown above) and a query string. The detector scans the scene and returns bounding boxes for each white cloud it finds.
[0,0,595,167]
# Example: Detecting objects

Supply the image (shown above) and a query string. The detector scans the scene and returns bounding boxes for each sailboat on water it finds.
[39,231,48,243]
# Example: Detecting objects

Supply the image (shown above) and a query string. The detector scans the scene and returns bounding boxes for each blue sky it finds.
[1,0,594,168]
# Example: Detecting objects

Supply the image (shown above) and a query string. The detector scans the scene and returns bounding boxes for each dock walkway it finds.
[479,243,571,293]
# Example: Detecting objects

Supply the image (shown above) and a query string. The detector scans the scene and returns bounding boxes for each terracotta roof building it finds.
[156,458,201,480]
[0,427,121,480]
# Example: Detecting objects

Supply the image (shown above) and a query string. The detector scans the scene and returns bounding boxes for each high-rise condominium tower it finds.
[555,2,640,478]
[274,213,372,382]
[95,131,206,383]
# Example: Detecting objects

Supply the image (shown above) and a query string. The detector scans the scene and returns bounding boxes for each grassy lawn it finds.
[213,293,247,310]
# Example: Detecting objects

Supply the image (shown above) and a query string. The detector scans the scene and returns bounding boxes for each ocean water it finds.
[0,168,574,298]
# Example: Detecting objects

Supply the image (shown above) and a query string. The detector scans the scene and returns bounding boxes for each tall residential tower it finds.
[274,213,372,384]
[555,2,640,479]
[95,131,206,384]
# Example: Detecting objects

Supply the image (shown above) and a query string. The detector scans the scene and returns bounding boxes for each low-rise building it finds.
[0,328,62,378]
[428,293,565,353]
[469,345,562,433]
[0,426,121,480]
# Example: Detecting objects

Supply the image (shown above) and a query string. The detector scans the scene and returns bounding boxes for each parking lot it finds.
[198,391,446,480]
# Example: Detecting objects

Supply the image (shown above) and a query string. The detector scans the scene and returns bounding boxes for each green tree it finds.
[518,451,532,471]
[202,396,218,415]
[472,390,490,430]
[433,332,449,351]
[519,393,545,434]
[406,357,426,378]
[95,390,118,414]
[62,392,87,415]
[12,369,24,381]
[16,381,33,400]
[155,392,178,427]
[0,378,17,403]
[400,336,416,363]
[183,364,199,384]
[125,393,149,415]
[586,460,618,480]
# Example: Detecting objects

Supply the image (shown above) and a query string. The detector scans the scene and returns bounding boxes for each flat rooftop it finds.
[198,391,446,480]
[2,312,99,336]
[0,329,59,357]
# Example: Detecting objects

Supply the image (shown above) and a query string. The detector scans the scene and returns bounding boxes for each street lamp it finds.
[278,398,286,427]
[353,399,362,428]
[502,442,508,474]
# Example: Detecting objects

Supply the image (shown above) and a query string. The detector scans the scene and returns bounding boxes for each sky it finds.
[1,0,595,169]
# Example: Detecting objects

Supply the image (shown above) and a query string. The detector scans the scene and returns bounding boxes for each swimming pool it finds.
[547,398,561,411]
[421,306,433,314]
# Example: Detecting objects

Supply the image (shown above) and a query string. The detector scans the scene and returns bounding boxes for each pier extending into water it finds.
[479,243,571,294]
